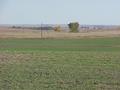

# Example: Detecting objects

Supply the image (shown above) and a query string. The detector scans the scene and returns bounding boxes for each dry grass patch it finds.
[0,27,120,39]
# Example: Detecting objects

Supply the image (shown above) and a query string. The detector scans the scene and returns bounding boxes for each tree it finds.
[68,22,79,32]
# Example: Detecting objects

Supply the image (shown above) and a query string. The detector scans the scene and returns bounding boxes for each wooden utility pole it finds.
[41,23,43,39]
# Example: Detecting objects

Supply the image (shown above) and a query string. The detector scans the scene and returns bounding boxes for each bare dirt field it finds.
[0,27,120,38]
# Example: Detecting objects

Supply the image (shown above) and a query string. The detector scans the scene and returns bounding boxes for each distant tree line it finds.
[11,22,80,32]
[12,26,54,30]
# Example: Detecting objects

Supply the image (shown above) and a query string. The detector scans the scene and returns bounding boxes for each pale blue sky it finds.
[0,0,120,25]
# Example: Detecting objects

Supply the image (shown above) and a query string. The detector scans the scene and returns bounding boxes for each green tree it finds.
[68,22,79,32]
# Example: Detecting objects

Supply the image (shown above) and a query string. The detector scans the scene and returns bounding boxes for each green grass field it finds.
[0,37,120,90]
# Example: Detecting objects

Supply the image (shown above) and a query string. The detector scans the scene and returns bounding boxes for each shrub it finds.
[54,26,61,32]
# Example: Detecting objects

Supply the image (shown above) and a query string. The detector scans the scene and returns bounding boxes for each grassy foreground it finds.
[0,37,120,90]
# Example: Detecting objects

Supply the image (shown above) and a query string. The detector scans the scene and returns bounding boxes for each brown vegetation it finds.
[0,27,120,39]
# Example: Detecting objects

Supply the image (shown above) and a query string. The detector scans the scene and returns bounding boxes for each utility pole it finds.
[41,23,43,39]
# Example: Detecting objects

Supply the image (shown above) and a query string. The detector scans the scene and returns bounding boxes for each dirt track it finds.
[0,27,120,38]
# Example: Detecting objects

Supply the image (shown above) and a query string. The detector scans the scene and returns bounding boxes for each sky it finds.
[0,0,120,25]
